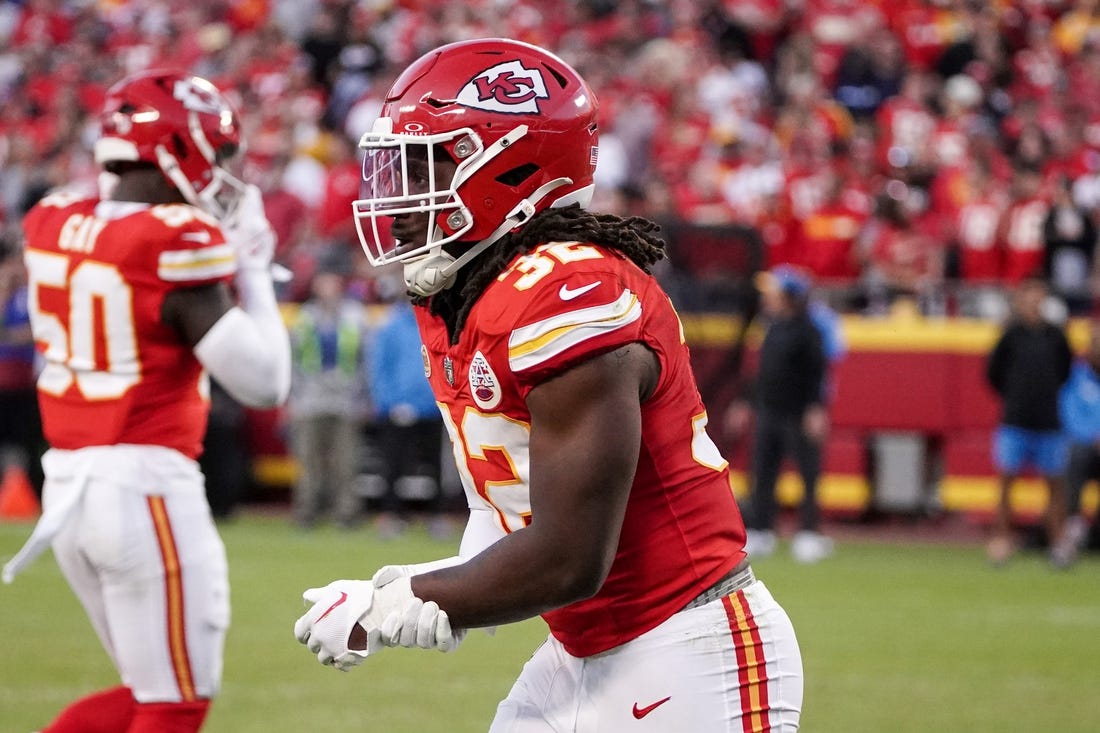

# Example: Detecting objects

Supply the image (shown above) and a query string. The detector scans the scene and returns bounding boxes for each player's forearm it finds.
[411,524,611,629]
[195,269,291,407]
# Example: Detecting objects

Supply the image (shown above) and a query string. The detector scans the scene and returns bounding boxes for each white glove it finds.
[372,566,465,652]
[294,580,378,672]
[221,183,276,272]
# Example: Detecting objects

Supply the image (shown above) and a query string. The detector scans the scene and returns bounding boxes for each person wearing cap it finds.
[726,265,834,563]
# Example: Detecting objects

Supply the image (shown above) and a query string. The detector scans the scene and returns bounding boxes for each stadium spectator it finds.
[727,266,833,564]
[1055,318,1100,565]
[287,245,371,530]
[998,163,1053,284]
[833,25,906,119]
[788,165,869,283]
[1043,174,1098,315]
[366,295,446,539]
[862,188,945,314]
[986,278,1074,566]
[931,74,985,170]
[295,39,804,730]
[4,70,290,733]
[875,70,937,177]
[950,160,1009,284]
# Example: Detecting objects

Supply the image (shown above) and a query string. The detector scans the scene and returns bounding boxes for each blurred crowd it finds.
[3,0,1100,318]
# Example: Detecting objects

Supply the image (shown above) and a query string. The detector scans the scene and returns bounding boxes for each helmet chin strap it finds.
[403,177,573,297]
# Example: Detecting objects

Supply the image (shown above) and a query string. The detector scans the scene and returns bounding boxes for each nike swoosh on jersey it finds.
[558,280,602,300]
[315,592,348,623]
[632,696,671,719]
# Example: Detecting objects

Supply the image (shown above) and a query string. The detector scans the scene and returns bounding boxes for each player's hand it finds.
[372,567,465,652]
[293,580,379,672]
[221,183,276,272]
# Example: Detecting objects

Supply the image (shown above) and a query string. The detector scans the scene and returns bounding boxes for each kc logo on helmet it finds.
[457,60,549,115]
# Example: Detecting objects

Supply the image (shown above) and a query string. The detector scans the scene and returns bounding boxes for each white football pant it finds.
[46,445,229,703]
[490,580,802,732]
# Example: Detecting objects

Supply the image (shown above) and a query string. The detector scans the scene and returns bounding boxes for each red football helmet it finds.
[353,38,600,295]
[94,70,245,219]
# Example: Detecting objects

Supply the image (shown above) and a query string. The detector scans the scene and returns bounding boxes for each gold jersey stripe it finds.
[158,245,236,282]
[508,291,641,372]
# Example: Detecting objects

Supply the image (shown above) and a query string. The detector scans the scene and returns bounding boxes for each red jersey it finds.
[791,200,866,281]
[998,197,1050,283]
[22,194,236,459]
[875,96,936,169]
[317,160,361,241]
[416,242,746,657]
[956,195,1007,282]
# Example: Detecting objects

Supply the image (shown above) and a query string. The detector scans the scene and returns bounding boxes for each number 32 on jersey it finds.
[441,407,727,535]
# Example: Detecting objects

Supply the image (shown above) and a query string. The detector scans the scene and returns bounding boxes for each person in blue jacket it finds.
[1055,319,1100,566]
[367,296,446,537]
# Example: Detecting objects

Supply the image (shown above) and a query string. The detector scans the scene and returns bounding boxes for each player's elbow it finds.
[229,361,290,408]
[547,556,610,605]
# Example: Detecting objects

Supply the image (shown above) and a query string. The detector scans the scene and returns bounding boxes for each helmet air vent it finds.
[496,163,540,187]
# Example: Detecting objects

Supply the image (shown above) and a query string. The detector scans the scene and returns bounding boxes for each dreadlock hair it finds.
[421,203,667,343]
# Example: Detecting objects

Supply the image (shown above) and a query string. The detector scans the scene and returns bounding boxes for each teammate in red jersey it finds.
[295,38,803,731]
[3,70,291,732]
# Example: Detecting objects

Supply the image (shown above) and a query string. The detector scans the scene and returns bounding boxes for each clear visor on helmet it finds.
[353,128,477,267]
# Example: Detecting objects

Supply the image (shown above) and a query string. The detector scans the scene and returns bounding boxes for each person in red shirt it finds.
[875,70,937,176]
[294,38,804,731]
[789,167,868,283]
[315,132,363,245]
[5,70,290,733]
[952,161,1009,284]
[865,192,944,310]
[998,163,1052,284]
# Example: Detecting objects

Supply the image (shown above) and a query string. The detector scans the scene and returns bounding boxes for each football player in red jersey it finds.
[3,70,291,732]
[295,39,803,731]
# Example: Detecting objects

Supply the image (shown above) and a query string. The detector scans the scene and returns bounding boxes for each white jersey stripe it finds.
[157,245,236,282]
[508,290,641,372]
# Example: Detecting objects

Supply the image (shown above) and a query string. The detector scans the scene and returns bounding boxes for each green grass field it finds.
[2,513,1099,732]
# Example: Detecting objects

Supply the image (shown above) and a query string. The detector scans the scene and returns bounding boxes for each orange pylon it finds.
[0,464,40,521]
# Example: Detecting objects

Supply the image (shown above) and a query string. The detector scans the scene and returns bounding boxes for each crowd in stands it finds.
[2,0,1100,318]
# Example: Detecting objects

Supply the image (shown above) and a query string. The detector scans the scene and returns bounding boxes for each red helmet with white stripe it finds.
[353,38,600,295]
[95,69,245,219]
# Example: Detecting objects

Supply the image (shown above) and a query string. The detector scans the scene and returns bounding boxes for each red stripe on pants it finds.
[147,496,196,702]
[723,590,771,732]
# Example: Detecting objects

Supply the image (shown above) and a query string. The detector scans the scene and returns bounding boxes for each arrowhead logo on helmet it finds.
[457,61,549,115]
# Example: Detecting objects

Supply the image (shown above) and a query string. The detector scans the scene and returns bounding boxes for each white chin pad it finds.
[404,253,458,297]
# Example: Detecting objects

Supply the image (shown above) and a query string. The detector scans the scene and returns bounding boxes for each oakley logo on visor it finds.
[457,60,549,114]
